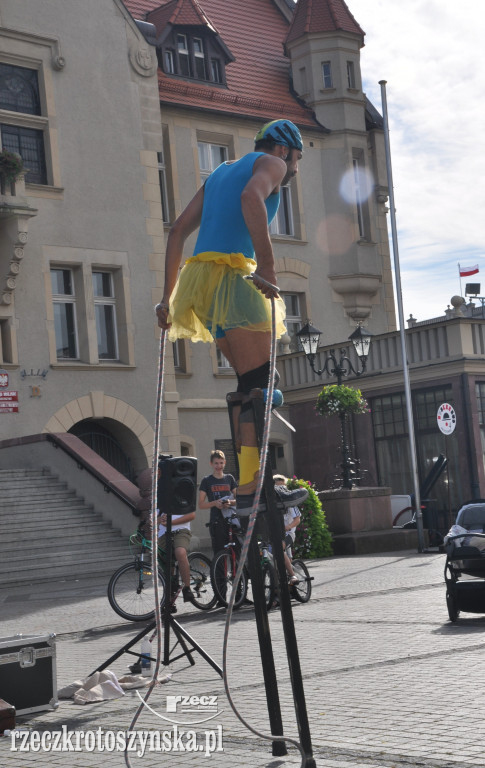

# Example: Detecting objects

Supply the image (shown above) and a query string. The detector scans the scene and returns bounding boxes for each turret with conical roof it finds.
[285,0,366,132]
[285,0,391,325]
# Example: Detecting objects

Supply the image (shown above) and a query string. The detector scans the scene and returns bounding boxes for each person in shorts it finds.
[157,508,195,603]
[274,474,301,585]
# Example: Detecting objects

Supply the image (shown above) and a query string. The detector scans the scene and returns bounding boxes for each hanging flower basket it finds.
[0,150,24,184]
[316,383,368,418]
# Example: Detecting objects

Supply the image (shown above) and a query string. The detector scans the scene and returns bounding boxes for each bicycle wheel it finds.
[291,559,312,603]
[188,552,217,610]
[392,506,414,527]
[107,561,164,621]
[263,561,277,610]
[210,550,247,608]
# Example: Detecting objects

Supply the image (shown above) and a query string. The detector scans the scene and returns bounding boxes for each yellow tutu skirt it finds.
[167,251,287,343]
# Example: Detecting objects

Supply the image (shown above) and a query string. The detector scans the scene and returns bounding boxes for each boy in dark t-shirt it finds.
[199,450,237,555]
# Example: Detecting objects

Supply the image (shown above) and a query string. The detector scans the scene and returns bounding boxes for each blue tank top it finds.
[193,152,280,260]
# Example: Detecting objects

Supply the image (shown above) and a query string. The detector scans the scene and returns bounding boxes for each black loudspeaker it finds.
[157,455,197,515]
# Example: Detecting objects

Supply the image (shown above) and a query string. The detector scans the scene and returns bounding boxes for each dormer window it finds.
[159,30,230,85]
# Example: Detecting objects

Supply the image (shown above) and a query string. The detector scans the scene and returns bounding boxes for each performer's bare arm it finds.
[156,187,204,329]
[241,154,287,299]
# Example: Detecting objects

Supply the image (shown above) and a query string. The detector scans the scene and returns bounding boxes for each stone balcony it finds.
[279,315,485,398]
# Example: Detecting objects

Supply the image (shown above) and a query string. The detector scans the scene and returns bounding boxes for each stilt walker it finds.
[156,118,316,765]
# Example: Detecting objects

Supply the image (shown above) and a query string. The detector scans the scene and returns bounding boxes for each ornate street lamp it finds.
[296,322,373,489]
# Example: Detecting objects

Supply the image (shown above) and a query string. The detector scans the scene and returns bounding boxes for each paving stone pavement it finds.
[1,549,485,767]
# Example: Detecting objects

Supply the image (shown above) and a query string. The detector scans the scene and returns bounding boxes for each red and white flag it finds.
[459,264,479,277]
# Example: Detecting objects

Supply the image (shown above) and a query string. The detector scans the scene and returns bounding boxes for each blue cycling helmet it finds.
[254,119,303,152]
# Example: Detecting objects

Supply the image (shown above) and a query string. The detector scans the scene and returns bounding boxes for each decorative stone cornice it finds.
[329,273,382,320]
[0,26,65,70]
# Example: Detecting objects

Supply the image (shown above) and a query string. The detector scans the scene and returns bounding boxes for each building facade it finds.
[1,0,398,546]
[0,0,180,481]
[122,0,397,495]
[282,309,485,532]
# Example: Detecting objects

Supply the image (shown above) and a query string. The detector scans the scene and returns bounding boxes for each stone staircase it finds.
[0,468,132,587]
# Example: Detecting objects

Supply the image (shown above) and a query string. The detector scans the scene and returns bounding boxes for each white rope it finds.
[124,330,166,768]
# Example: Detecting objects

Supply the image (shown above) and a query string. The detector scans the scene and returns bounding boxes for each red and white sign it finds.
[437,402,456,435]
[0,390,19,413]
[0,370,9,387]
[459,264,479,277]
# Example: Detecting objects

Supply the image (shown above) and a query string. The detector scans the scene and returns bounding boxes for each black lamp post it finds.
[296,322,373,490]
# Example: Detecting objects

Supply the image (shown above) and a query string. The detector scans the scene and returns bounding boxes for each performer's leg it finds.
[222,327,271,375]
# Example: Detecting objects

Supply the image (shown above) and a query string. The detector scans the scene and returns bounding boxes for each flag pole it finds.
[458,263,462,296]
[379,80,425,553]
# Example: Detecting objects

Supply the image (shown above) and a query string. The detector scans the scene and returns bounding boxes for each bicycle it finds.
[286,540,312,603]
[107,530,217,621]
[210,513,276,610]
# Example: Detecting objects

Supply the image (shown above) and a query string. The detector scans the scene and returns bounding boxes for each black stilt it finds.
[251,388,316,768]
[228,389,316,767]
[227,392,287,758]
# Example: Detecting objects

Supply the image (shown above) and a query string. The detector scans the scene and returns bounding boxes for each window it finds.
[371,386,461,512]
[158,150,169,224]
[0,124,47,185]
[322,61,333,89]
[0,319,13,364]
[0,63,47,185]
[352,152,370,240]
[0,63,41,114]
[281,293,302,352]
[211,59,222,83]
[347,61,356,89]
[93,271,118,360]
[51,268,78,359]
[216,348,232,370]
[198,141,228,184]
[270,185,294,236]
[299,67,308,94]
[164,50,175,74]
[177,34,191,77]
[193,38,206,79]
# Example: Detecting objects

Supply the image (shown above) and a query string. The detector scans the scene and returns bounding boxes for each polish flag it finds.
[459,264,479,277]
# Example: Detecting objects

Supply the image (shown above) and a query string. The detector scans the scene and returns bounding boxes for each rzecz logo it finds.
[136,692,221,725]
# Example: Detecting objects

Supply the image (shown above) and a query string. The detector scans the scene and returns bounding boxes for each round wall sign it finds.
[437,403,456,435]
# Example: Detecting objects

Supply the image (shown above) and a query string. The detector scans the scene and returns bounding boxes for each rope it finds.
[124,330,166,768]
[221,297,306,767]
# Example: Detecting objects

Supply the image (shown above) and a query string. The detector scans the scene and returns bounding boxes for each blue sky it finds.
[349,0,485,324]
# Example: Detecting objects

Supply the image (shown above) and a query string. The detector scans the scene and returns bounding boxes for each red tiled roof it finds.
[147,0,218,34]
[123,0,319,128]
[286,0,364,45]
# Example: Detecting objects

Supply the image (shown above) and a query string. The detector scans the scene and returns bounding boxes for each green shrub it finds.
[286,476,333,559]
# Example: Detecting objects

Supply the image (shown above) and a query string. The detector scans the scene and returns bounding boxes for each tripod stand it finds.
[90,496,222,679]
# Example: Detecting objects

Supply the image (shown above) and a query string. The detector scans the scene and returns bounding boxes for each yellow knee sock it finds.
[238,445,260,488]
